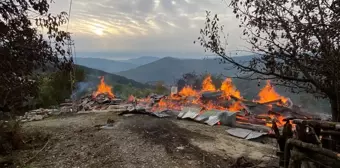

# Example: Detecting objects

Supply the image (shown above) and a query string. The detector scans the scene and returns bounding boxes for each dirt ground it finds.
[6,112,280,168]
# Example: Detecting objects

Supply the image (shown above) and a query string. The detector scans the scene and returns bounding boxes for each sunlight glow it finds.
[93,27,104,36]
[90,23,105,36]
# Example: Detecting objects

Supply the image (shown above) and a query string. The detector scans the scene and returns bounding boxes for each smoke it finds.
[71,81,95,100]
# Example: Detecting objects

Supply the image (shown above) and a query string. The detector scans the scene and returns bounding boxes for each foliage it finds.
[113,84,154,99]
[0,120,22,156]
[35,69,85,108]
[69,65,164,99]
[154,81,168,95]
[0,0,73,113]
[77,65,149,89]
[197,0,340,121]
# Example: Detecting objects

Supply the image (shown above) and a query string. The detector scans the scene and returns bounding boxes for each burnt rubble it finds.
[17,108,60,122]
[75,93,123,112]
[17,91,330,139]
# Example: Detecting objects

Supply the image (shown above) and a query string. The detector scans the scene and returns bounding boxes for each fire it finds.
[258,114,285,127]
[151,98,182,112]
[128,95,136,102]
[157,98,167,109]
[220,78,242,100]
[145,76,294,130]
[92,76,114,98]
[255,80,287,104]
[228,101,243,112]
[178,85,198,97]
[203,101,226,111]
[201,75,216,92]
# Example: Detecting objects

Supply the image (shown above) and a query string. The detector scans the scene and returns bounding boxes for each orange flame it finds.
[228,101,244,112]
[220,78,242,100]
[258,114,285,127]
[128,95,136,102]
[158,98,167,109]
[92,76,114,98]
[178,86,198,97]
[202,75,216,92]
[255,80,287,104]
[147,77,295,129]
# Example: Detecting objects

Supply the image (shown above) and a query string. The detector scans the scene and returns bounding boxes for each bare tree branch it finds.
[197,0,340,121]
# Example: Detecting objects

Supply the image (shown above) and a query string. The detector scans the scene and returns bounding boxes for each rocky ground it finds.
[5,112,280,168]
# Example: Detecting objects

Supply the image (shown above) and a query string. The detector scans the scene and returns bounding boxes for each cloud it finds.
[49,0,246,59]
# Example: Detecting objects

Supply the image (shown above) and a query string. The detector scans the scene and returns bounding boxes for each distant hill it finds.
[76,65,149,89]
[75,57,137,73]
[75,56,161,73]
[121,56,160,65]
[117,56,253,84]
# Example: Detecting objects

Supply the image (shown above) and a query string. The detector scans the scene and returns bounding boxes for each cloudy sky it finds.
[50,0,246,60]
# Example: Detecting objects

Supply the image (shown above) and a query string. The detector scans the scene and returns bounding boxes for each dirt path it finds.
[11,112,279,168]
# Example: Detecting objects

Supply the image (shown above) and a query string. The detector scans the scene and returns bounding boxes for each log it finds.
[321,135,337,152]
[255,115,271,120]
[293,119,340,130]
[272,121,292,152]
[200,91,222,99]
[272,121,280,139]
[290,148,340,168]
[230,95,244,101]
[321,130,340,136]
[259,99,282,105]
[284,138,340,168]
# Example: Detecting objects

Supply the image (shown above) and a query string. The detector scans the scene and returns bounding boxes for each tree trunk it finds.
[330,98,340,152]
[330,98,340,122]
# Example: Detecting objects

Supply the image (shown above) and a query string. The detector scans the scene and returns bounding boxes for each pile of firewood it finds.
[273,119,340,167]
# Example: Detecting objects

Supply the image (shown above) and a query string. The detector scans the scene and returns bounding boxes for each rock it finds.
[107,118,115,125]
[60,106,73,113]
[100,125,115,130]
[48,109,61,115]
[29,115,44,121]
[43,114,49,119]
[176,146,184,150]
[107,104,129,110]
[123,114,134,117]
[60,102,73,106]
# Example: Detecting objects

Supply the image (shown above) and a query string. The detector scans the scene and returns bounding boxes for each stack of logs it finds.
[272,118,340,167]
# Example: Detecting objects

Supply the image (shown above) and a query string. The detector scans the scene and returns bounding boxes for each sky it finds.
[50,0,247,60]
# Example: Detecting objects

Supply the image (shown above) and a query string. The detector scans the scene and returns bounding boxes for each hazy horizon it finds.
[74,50,253,61]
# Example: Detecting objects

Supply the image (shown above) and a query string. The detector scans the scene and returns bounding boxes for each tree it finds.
[0,0,73,113]
[176,72,200,90]
[155,81,168,94]
[197,0,340,122]
[36,68,85,108]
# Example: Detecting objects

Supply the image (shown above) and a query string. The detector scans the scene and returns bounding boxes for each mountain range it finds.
[120,56,160,65]
[75,56,159,73]
[76,56,253,84]
[76,65,150,89]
